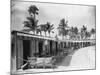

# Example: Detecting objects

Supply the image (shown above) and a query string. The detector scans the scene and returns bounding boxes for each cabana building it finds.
[11,30,95,72]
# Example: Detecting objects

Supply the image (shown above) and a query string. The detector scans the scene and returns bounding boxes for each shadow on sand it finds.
[55,49,77,67]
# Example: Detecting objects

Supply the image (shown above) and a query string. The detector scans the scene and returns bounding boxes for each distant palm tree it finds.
[74,27,78,35]
[90,28,95,34]
[68,27,79,40]
[46,22,54,37]
[81,25,87,39]
[85,31,91,39]
[39,24,47,36]
[36,27,42,35]
[69,27,74,39]
[58,18,68,39]
[43,24,48,36]
[74,27,78,39]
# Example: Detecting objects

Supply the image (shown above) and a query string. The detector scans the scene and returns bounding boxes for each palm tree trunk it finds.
[34,14,35,22]
[34,14,36,35]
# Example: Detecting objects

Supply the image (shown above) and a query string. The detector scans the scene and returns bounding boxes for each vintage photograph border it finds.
[10,0,96,74]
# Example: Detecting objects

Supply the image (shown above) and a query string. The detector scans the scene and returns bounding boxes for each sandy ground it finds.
[14,46,95,74]
[57,46,95,71]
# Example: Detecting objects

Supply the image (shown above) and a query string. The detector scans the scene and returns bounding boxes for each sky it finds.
[11,1,96,36]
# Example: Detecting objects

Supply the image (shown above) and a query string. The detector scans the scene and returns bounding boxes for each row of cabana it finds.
[11,30,95,71]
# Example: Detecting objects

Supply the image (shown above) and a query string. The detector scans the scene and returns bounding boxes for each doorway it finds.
[38,41,43,57]
[23,40,30,64]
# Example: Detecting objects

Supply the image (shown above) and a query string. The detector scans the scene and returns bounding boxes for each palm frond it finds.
[28,5,39,15]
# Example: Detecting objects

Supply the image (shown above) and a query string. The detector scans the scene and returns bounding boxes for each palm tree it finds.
[89,28,95,39]
[69,27,74,39]
[85,31,91,39]
[74,27,78,35]
[58,18,68,39]
[23,5,39,34]
[23,16,38,34]
[74,27,78,39]
[46,22,54,37]
[90,28,95,34]
[68,27,79,40]
[36,27,42,35]
[81,25,87,39]
[28,5,39,21]
[39,24,47,36]
[43,24,48,36]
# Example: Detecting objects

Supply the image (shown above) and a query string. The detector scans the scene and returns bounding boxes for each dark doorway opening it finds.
[23,40,30,64]
[56,42,58,55]
[50,41,53,56]
[38,41,43,57]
